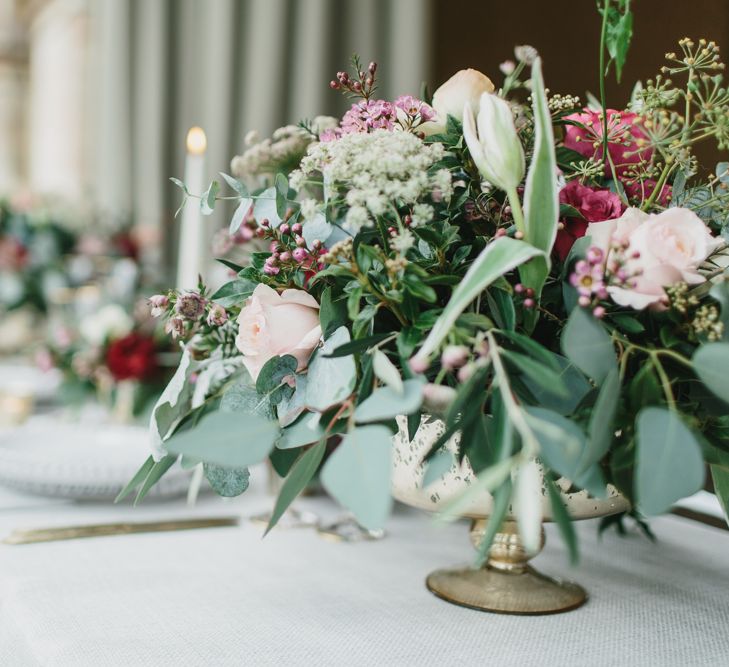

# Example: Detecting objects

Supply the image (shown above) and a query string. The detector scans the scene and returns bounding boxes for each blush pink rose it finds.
[587,207,723,310]
[235,284,321,381]
[563,108,652,176]
[555,180,624,261]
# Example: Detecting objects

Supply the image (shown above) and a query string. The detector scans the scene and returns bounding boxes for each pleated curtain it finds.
[89,0,433,279]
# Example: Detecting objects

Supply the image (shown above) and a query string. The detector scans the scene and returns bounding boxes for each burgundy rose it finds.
[555,180,624,261]
[106,333,158,381]
[563,108,652,176]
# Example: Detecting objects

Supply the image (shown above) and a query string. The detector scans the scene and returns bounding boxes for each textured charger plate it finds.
[0,418,190,501]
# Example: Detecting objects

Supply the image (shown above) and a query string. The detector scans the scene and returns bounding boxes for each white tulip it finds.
[421,68,494,135]
[462,93,525,194]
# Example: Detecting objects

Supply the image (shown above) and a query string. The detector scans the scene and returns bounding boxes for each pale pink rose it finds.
[235,284,321,381]
[587,207,723,310]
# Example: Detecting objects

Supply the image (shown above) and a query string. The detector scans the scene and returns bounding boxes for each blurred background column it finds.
[0,0,27,193]
[26,0,90,202]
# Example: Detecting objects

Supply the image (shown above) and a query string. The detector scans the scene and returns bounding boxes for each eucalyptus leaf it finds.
[423,450,455,487]
[546,477,578,565]
[635,407,704,515]
[219,172,249,197]
[200,180,220,215]
[305,327,357,411]
[166,411,279,468]
[203,463,250,497]
[693,343,729,403]
[229,198,254,234]
[561,307,616,384]
[253,186,281,227]
[583,367,620,473]
[354,378,425,423]
[320,425,393,530]
[372,349,404,394]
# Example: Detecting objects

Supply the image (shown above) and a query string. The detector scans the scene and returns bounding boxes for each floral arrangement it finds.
[40,299,174,418]
[0,200,77,312]
[124,6,729,560]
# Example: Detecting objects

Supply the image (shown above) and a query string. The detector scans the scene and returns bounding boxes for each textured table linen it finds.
[0,478,727,667]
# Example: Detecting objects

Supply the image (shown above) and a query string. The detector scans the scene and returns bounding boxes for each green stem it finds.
[650,353,676,410]
[641,161,675,210]
[506,187,526,237]
[598,0,611,163]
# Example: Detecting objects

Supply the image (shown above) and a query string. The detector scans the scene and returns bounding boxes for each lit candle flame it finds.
[186,126,207,155]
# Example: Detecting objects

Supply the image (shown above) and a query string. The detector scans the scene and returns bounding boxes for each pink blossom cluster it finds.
[321,95,434,141]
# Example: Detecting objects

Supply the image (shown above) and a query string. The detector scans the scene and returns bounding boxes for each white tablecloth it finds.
[0,474,727,667]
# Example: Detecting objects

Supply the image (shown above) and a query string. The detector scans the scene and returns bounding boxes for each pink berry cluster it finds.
[257,214,323,277]
[149,290,229,340]
[513,282,537,310]
[330,61,377,100]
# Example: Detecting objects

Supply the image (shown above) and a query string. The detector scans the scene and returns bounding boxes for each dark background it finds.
[433,0,729,105]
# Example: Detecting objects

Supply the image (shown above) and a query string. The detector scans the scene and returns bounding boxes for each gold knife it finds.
[3,516,240,545]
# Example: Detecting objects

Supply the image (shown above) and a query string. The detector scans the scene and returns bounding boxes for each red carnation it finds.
[555,180,624,261]
[105,333,158,381]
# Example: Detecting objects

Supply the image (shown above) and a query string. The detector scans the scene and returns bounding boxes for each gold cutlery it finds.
[3,516,240,545]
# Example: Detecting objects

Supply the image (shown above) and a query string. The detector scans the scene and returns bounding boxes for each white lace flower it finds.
[411,203,434,226]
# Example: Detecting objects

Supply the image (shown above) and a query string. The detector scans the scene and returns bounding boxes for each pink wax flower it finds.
[563,108,652,176]
[555,180,624,261]
[393,95,435,124]
[340,99,396,134]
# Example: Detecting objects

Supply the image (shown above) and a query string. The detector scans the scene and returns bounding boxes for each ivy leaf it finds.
[200,180,220,215]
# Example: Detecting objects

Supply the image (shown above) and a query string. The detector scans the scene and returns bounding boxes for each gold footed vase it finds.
[392,417,629,615]
[426,519,586,614]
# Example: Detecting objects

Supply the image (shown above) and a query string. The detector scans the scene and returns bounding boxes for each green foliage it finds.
[561,307,616,384]
[601,0,634,82]
[354,378,425,423]
[417,237,544,359]
[305,327,357,410]
[200,180,220,215]
[203,464,250,497]
[693,343,729,403]
[520,57,558,310]
[321,426,393,530]
[266,440,327,534]
[635,408,705,515]
[166,411,279,468]
[210,278,256,307]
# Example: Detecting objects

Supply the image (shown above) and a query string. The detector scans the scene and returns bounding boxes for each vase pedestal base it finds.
[426,564,587,615]
[425,519,587,615]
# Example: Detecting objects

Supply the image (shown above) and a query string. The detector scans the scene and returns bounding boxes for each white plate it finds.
[0,417,190,501]
[0,360,62,402]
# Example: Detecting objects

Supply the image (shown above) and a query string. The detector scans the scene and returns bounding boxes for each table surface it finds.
[0,471,727,667]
